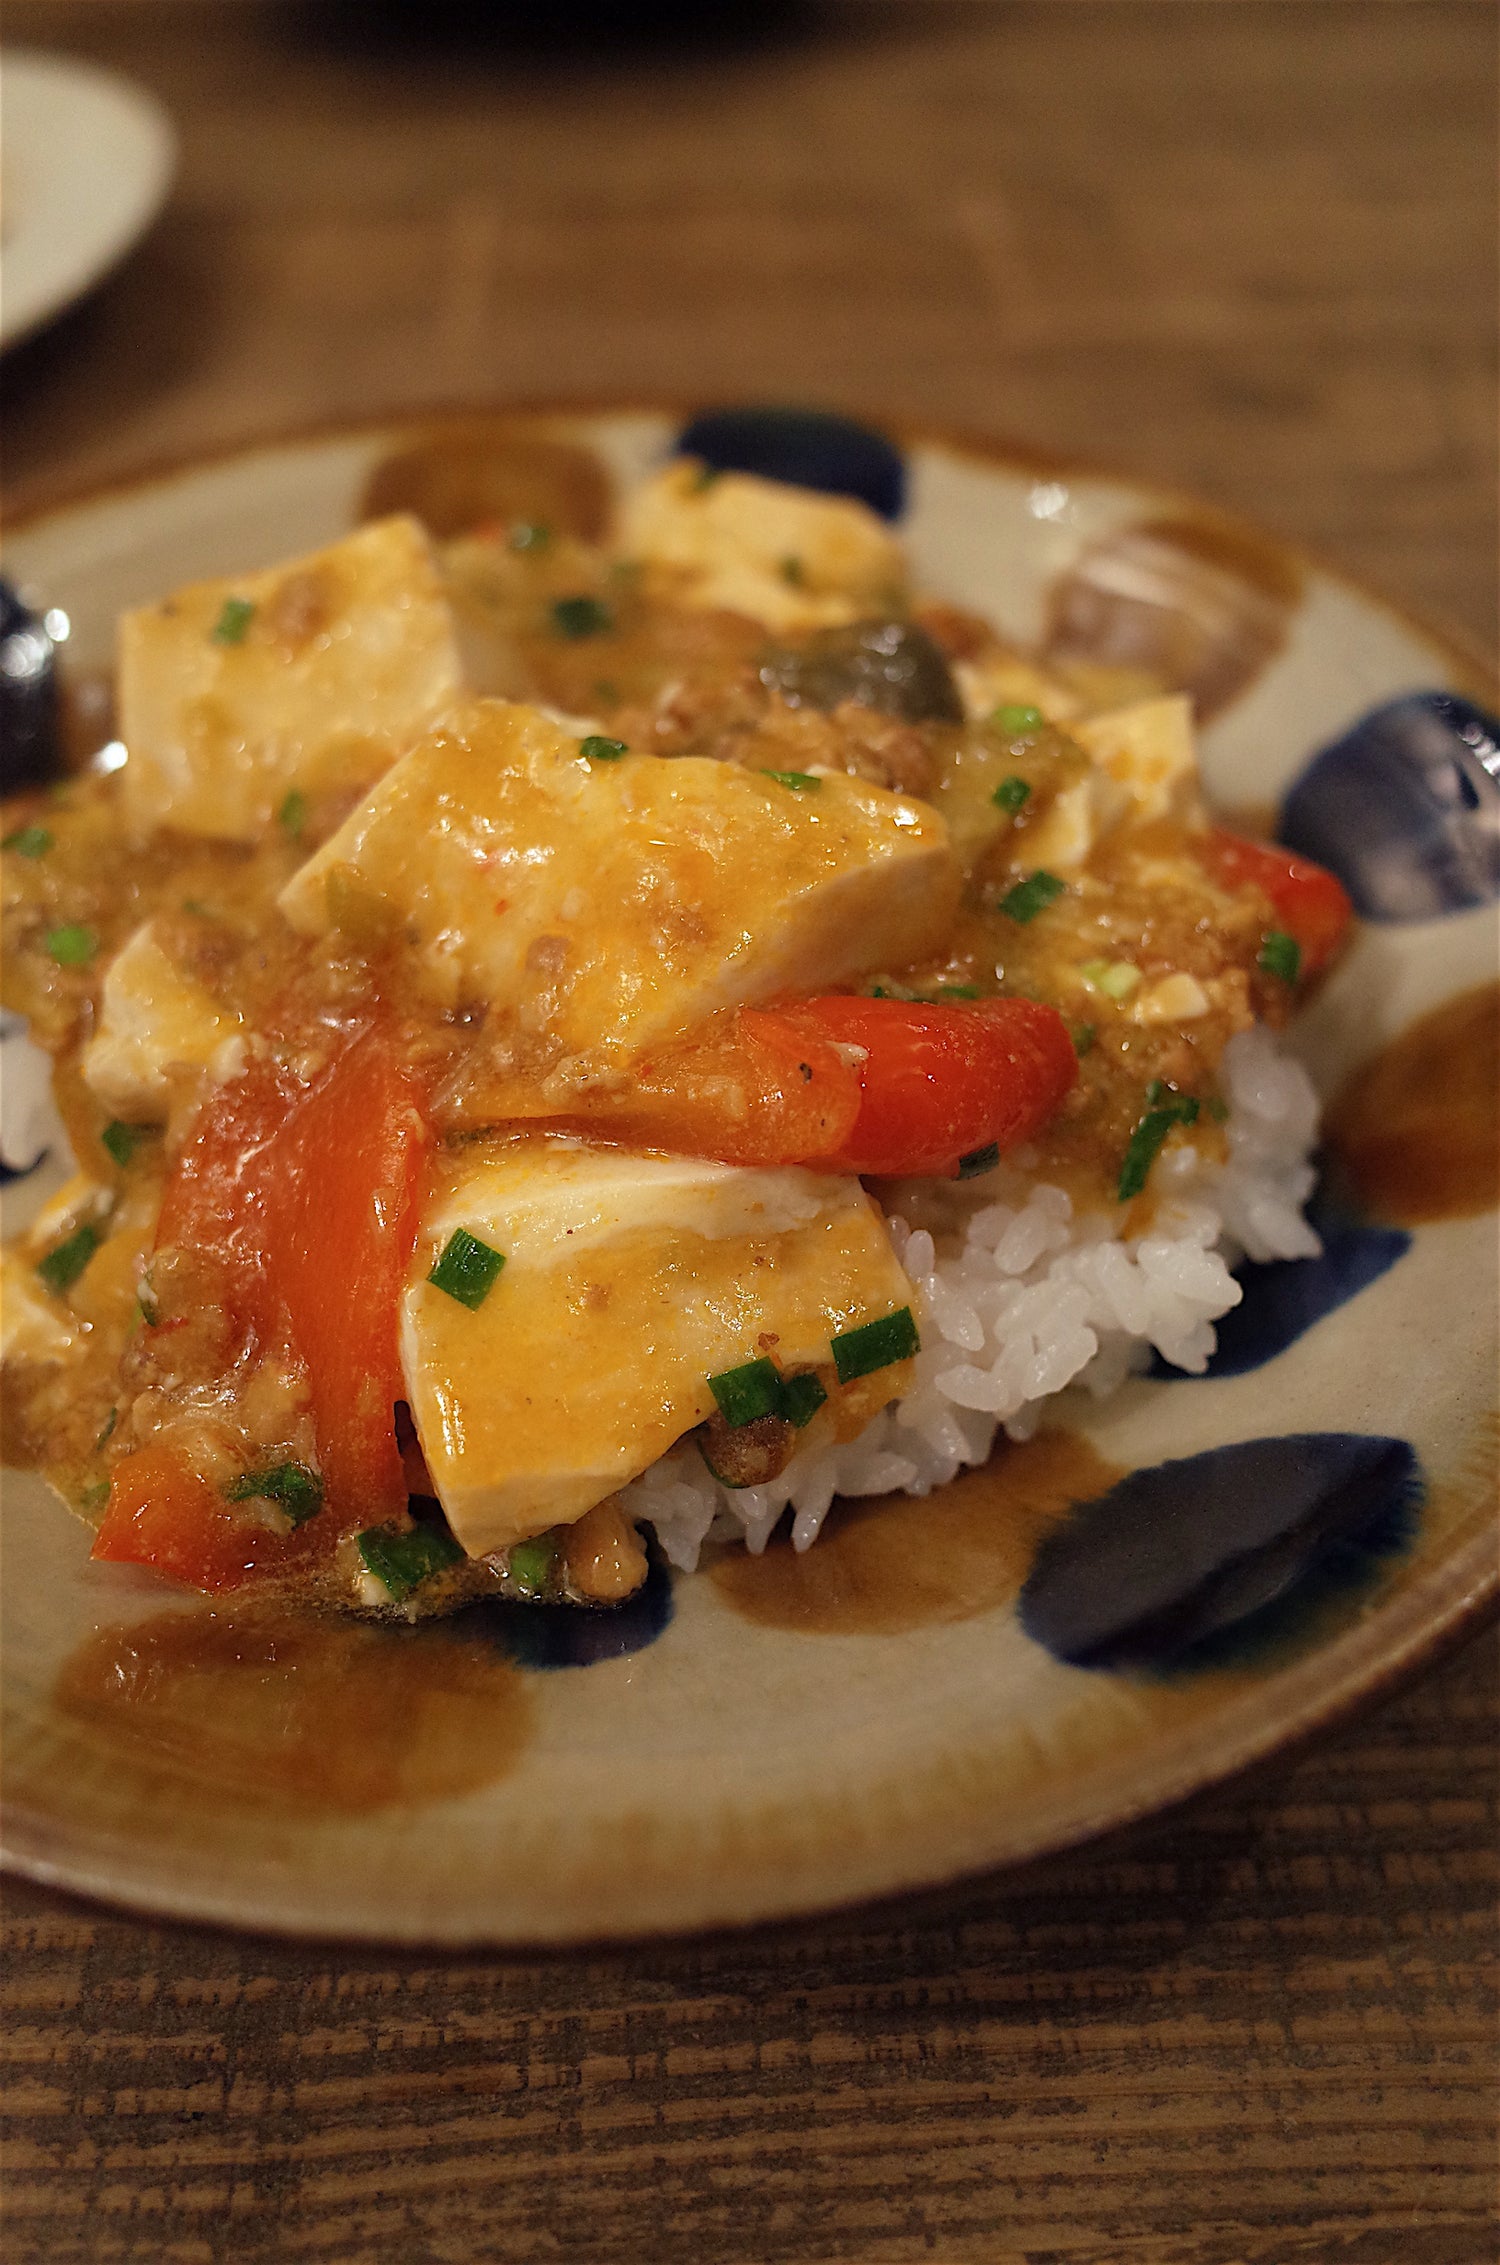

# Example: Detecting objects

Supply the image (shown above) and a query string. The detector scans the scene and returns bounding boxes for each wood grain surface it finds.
[2,5,1497,2260]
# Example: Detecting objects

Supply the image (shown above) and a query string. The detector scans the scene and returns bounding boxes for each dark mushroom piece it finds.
[758,618,964,727]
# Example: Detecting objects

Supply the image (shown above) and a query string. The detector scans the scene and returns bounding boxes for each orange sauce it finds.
[49,1603,533,1814]
[709,1428,1121,1636]
[1326,981,1500,1225]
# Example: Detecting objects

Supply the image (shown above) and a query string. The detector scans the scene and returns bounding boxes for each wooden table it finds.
[2,6,1496,2258]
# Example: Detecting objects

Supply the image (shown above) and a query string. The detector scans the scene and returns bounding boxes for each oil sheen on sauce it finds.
[1326,980,1500,1225]
[48,1604,534,1814]
[709,1429,1122,1636]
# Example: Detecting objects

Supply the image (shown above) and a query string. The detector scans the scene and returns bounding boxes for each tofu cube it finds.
[616,460,907,631]
[81,922,245,1119]
[1073,694,1204,826]
[118,515,465,840]
[400,1138,916,1557]
[279,700,960,1077]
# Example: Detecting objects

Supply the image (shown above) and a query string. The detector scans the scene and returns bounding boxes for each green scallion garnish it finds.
[831,1306,919,1384]
[226,1461,323,1528]
[997,871,1065,925]
[96,1406,119,1450]
[79,1480,110,1515]
[1257,929,1302,984]
[101,1120,150,1168]
[760,769,821,792]
[3,825,53,858]
[1072,1023,1097,1057]
[211,596,256,645]
[508,520,551,552]
[507,1535,555,1596]
[579,735,628,763]
[779,1372,828,1429]
[957,1142,999,1181]
[358,1522,465,1602]
[46,923,98,967]
[992,775,1032,813]
[932,984,980,1000]
[551,595,613,639]
[708,1356,784,1428]
[428,1228,506,1310]
[278,788,308,838]
[36,1221,100,1294]
[993,703,1044,735]
[1116,1093,1201,1202]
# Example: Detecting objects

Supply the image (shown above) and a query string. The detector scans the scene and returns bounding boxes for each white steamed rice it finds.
[624,1024,1323,1572]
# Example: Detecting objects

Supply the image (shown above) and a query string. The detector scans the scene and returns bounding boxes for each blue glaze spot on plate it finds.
[1150,1176,1410,1382]
[1280,690,1500,920]
[467,1544,674,1670]
[1019,1433,1421,1671]
[674,407,906,519]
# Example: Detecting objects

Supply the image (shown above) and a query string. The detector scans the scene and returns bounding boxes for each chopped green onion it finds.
[79,1480,110,1515]
[997,871,1065,925]
[1116,1094,1201,1202]
[1072,1023,1096,1057]
[1144,1078,1167,1106]
[779,555,805,586]
[779,1372,828,1429]
[278,788,308,838]
[708,1356,783,1428]
[211,596,256,645]
[36,1221,100,1294]
[96,1406,118,1450]
[101,1120,150,1168]
[358,1522,464,1603]
[760,768,821,792]
[507,1536,555,1596]
[932,984,980,1000]
[1258,929,1302,984]
[428,1228,506,1310]
[551,595,613,639]
[137,1271,160,1327]
[579,734,628,763]
[46,923,98,967]
[993,703,1044,735]
[3,825,53,858]
[992,775,1032,813]
[226,1461,323,1528]
[831,1306,919,1384]
[1080,958,1140,999]
[508,520,551,552]
[957,1142,1000,1180]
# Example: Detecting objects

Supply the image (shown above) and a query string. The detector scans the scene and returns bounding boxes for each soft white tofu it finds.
[81,922,245,1120]
[278,700,960,1076]
[117,515,465,841]
[1073,694,1204,826]
[400,1137,917,1558]
[615,459,906,631]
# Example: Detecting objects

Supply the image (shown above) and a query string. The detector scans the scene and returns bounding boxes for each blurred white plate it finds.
[1,48,176,350]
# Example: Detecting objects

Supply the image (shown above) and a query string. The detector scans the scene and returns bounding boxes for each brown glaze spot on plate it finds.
[1044,515,1303,722]
[710,1429,1122,1636]
[1326,980,1500,1226]
[360,420,612,540]
[48,1603,534,1814]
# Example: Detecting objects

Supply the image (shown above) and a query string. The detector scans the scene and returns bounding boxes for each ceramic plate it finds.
[2,409,1496,1943]
[0,49,177,350]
